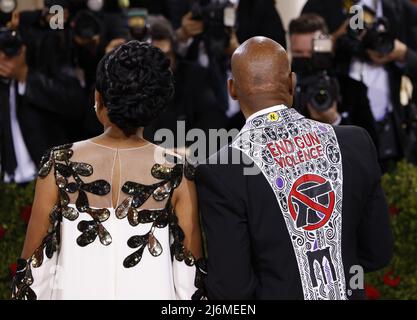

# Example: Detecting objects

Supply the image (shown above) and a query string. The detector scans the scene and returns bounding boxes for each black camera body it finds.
[190,0,235,58]
[297,72,340,113]
[0,26,22,57]
[348,5,394,55]
[294,36,340,113]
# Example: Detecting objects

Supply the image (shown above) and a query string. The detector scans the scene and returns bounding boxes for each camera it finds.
[71,10,101,42]
[0,26,23,57]
[0,27,22,84]
[348,5,394,55]
[190,0,236,57]
[294,35,340,113]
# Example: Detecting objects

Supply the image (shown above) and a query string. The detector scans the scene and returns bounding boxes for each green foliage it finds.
[0,182,35,300]
[0,161,416,300]
[366,160,417,299]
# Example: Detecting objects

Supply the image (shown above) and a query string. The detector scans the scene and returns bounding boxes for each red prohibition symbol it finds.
[288,174,335,231]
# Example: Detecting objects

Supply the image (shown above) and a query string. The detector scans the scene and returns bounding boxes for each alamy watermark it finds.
[48,5,65,30]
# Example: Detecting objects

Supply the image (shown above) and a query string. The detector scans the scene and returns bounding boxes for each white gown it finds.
[11,141,205,300]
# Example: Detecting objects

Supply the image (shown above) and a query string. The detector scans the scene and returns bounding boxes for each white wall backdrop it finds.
[276,0,307,30]
[17,0,42,10]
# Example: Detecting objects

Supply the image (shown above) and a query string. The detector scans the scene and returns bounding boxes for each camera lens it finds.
[0,27,23,57]
[311,88,332,112]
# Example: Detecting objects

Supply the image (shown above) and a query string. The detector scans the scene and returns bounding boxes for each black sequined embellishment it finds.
[184,160,196,181]
[115,196,132,219]
[153,183,172,201]
[121,181,167,209]
[128,207,168,226]
[62,205,79,221]
[55,172,68,189]
[31,206,61,269]
[38,144,74,178]
[192,258,208,300]
[119,162,185,269]
[151,163,183,188]
[39,144,112,248]
[148,233,163,256]
[65,182,78,193]
[123,225,166,268]
[38,158,53,178]
[55,163,73,178]
[71,162,93,176]
[81,180,111,195]
[124,234,149,268]
[11,261,37,300]
[76,190,89,213]
[77,220,98,247]
[54,148,73,161]
[124,242,146,268]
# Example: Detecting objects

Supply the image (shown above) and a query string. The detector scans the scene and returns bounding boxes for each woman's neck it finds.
[92,126,148,148]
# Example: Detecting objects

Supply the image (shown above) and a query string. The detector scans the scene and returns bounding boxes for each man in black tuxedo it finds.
[196,37,393,300]
[0,28,86,183]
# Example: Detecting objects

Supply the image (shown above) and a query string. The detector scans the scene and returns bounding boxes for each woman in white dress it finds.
[11,41,206,300]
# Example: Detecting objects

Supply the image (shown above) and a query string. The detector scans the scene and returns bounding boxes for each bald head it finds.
[229,37,295,117]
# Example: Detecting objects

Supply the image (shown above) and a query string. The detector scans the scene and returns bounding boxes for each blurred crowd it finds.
[0,0,417,184]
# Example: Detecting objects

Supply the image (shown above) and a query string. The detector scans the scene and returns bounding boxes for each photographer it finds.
[0,28,83,183]
[289,14,378,146]
[290,15,343,126]
[178,1,287,127]
[144,15,229,148]
[302,0,417,169]
[0,28,35,183]
[69,6,130,139]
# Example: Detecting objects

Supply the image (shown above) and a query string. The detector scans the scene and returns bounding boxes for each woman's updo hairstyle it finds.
[96,40,174,135]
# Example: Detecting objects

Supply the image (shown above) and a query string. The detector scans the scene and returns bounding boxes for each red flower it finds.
[365,284,381,300]
[389,206,400,216]
[9,263,17,277]
[383,270,401,288]
[20,205,33,224]
[0,225,6,240]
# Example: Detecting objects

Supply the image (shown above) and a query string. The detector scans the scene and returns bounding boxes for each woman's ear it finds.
[94,90,104,112]
[94,90,108,127]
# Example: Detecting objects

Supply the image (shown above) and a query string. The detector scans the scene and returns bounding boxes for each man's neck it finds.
[243,98,291,119]
[245,104,288,123]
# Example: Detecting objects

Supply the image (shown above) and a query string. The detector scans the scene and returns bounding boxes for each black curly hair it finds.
[96,40,174,136]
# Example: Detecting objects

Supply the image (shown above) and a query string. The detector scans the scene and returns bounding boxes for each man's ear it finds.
[228,78,238,100]
[289,72,297,96]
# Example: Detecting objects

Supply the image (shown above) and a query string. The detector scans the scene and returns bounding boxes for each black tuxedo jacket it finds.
[0,70,86,173]
[196,125,393,300]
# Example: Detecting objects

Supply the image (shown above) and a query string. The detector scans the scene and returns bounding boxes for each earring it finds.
[93,104,98,112]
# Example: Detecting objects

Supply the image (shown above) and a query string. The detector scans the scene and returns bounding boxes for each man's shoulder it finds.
[195,145,252,181]
[333,125,378,169]
[333,125,372,146]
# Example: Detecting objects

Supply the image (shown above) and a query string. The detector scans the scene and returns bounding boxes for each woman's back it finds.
[12,140,204,300]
